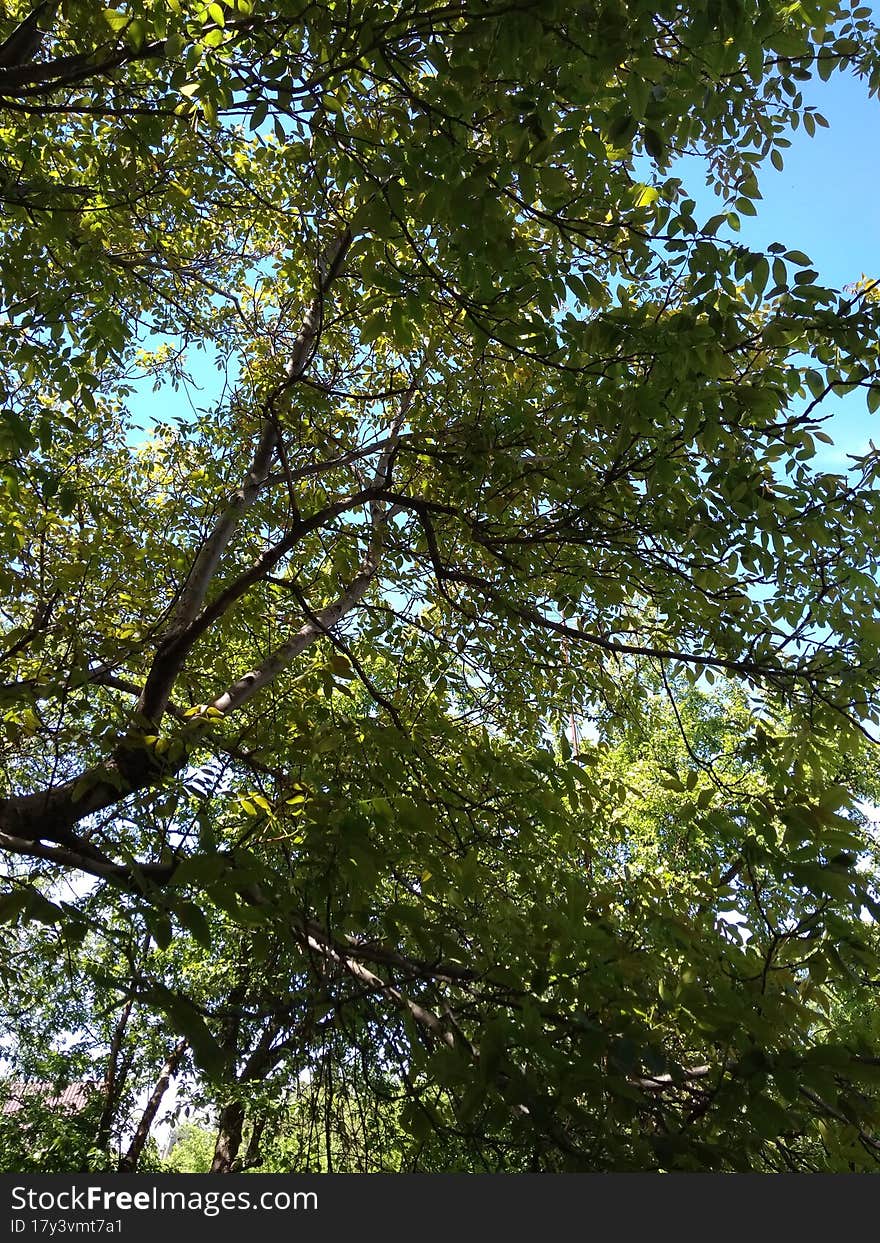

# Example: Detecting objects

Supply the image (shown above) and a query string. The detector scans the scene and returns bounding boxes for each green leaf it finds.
[126,18,147,51]
[146,911,173,950]
[175,901,212,949]
[249,100,269,131]
[642,128,665,160]
[102,9,129,32]
[169,855,229,888]
[0,891,30,923]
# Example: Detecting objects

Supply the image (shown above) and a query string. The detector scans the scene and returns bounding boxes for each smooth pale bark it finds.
[119,1038,187,1172]
[0,362,425,879]
[137,227,352,726]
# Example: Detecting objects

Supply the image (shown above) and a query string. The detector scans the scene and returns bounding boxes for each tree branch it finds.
[137,226,352,725]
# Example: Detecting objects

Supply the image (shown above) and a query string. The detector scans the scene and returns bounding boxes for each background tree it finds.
[3,0,880,1171]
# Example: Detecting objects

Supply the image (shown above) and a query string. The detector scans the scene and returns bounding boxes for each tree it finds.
[3,0,880,1171]
[0,904,191,1171]
[163,1123,216,1174]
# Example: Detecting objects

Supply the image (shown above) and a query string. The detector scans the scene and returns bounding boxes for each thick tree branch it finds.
[137,226,352,725]
[118,1038,188,1173]
[210,522,384,715]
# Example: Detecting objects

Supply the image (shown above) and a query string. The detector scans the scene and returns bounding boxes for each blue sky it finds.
[685,64,880,467]
[728,68,879,293]
[130,62,880,467]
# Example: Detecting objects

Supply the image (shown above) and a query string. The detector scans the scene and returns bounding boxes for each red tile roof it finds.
[1,1081,94,1116]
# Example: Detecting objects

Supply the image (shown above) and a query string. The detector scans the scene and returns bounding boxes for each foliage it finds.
[0,1080,110,1173]
[163,1124,216,1174]
[3,0,880,1171]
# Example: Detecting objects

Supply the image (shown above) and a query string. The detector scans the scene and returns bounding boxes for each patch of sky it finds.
[669,64,880,471]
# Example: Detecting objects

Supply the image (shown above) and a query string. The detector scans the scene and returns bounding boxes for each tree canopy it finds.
[3,0,880,1172]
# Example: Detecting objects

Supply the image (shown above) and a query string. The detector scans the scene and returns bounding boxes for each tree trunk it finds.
[210,1100,246,1173]
[119,1038,187,1172]
[97,997,133,1152]
[241,1113,267,1170]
